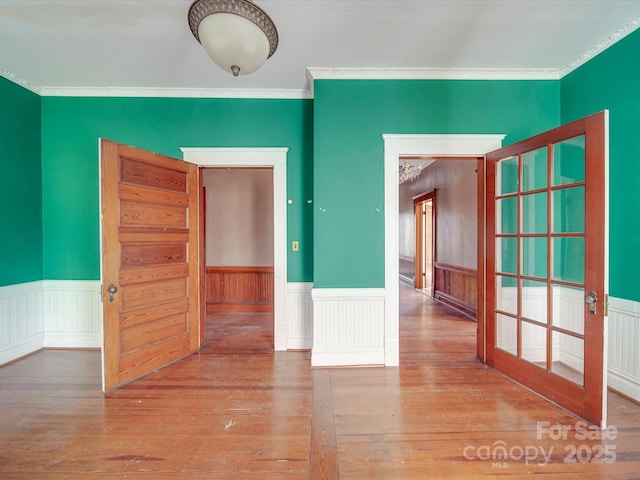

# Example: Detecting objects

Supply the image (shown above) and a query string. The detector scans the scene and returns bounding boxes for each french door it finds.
[485,111,608,426]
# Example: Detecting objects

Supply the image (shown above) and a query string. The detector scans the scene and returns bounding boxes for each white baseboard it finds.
[311,288,385,367]
[608,368,640,400]
[0,333,44,366]
[43,333,102,349]
[311,350,385,367]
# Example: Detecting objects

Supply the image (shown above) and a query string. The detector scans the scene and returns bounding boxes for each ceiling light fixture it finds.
[399,160,427,184]
[188,0,279,77]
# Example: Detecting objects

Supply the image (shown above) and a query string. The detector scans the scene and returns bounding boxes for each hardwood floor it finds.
[1,287,639,479]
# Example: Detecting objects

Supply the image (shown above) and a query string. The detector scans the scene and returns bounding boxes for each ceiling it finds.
[1,0,639,97]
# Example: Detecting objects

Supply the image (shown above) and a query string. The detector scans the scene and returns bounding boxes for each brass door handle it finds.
[584,291,597,315]
[108,284,118,303]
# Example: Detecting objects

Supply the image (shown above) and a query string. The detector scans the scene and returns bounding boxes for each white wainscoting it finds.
[286,282,313,350]
[42,280,102,348]
[608,297,640,401]
[311,288,385,367]
[0,280,101,366]
[0,281,45,365]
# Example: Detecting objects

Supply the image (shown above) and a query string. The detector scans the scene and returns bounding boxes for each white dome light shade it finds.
[198,13,270,76]
[188,0,279,77]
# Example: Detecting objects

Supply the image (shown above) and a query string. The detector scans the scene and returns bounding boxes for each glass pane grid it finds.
[521,319,548,368]
[553,135,585,186]
[493,134,588,387]
[497,156,519,196]
[551,330,585,386]
[522,147,548,192]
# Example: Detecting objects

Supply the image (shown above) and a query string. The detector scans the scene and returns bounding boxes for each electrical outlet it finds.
[292,241,299,252]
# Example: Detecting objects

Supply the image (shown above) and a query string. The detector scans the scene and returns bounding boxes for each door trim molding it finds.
[181,147,289,350]
[382,134,505,366]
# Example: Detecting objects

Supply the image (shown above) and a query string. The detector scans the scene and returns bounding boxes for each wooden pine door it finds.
[414,191,435,292]
[100,140,201,392]
[485,111,608,426]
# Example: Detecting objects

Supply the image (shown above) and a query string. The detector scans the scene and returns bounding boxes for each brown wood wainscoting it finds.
[206,266,274,313]
[399,255,415,286]
[433,262,477,319]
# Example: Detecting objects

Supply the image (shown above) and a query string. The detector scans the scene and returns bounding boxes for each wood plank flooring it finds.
[0,286,639,479]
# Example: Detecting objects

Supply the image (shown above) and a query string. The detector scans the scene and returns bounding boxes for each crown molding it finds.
[305,67,561,97]
[38,86,312,99]
[0,65,40,95]
[560,15,640,77]
[307,67,561,82]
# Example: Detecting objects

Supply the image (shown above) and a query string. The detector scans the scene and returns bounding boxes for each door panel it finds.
[485,111,608,426]
[101,139,200,392]
[413,191,435,293]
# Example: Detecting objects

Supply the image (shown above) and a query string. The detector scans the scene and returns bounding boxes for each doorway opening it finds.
[402,158,480,320]
[202,167,275,352]
[384,134,505,366]
[181,147,289,351]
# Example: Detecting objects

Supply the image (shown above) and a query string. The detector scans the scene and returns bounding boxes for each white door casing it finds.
[382,134,505,365]
[181,147,289,351]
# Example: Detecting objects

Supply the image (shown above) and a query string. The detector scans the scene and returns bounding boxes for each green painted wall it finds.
[40,97,313,282]
[561,28,640,302]
[0,77,42,287]
[313,79,560,288]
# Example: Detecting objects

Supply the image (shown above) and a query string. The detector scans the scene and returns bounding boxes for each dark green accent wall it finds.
[40,97,313,282]
[0,77,42,287]
[313,79,560,288]
[561,28,640,302]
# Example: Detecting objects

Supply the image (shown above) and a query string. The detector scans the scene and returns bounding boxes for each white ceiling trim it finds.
[560,14,640,77]
[37,86,312,100]
[0,65,40,95]
[2,14,638,99]
[306,67,560,96]
[307,67,561,82]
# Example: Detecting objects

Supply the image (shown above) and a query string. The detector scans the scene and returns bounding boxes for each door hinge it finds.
[604,293,609,317]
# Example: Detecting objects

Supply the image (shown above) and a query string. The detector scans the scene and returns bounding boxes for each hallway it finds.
[0,287,638,478]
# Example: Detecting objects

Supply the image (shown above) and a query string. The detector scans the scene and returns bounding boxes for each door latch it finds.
[584,291,598,315]
[108,283,118,303]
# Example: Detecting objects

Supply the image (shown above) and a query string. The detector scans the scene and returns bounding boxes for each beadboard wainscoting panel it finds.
[0,281,45,365]
[286,282,313,350]
[311,288,385,367]
[42,280,102,348]
[608,296,640,401]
